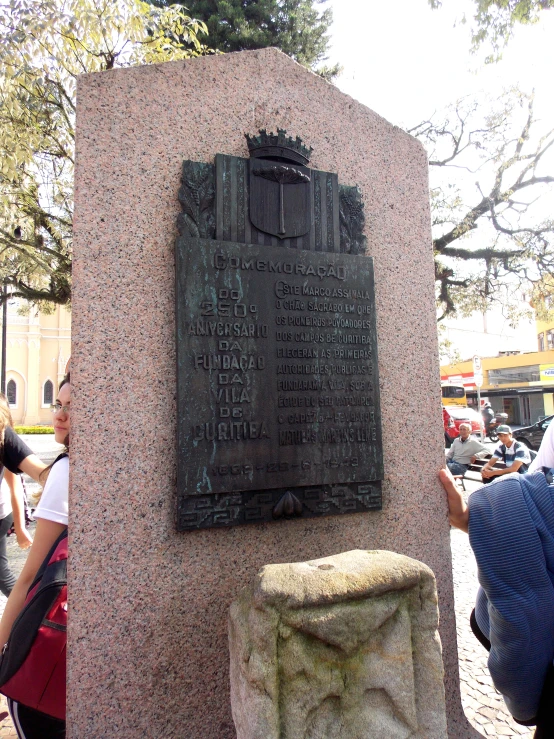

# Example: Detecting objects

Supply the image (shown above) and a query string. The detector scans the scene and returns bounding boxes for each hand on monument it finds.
[439,468,469,533]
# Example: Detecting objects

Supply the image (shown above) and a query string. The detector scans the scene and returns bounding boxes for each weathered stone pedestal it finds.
[229,550,447,739]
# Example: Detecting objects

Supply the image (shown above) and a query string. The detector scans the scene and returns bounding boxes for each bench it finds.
[453,449,537,491]
[453,454,504,491]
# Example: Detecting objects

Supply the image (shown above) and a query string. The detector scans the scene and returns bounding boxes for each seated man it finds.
[445,422,488,476]
[481,424,531,483]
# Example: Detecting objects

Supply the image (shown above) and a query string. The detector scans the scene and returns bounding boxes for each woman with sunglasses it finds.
[0,374,70,738]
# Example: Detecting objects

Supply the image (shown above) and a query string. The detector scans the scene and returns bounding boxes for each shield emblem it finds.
[249,159,311,240]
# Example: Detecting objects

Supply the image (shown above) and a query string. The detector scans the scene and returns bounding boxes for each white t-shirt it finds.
[0,477,11,520]
[34,456,68,526]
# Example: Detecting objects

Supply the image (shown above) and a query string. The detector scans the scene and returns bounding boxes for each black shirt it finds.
[1,426,33,475]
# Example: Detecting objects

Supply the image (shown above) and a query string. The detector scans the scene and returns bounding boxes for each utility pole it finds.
[1,284,7,395]
[473,355,483,440]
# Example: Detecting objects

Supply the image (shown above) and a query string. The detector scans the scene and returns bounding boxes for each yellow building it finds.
[3,299,71,425]
[536,314,554,353]
[441,306,554,425]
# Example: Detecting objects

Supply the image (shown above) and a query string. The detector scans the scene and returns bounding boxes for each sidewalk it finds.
[0,437,538,736]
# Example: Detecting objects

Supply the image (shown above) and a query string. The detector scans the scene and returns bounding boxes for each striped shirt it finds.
[492,440,531,469]
[468,471,554,722]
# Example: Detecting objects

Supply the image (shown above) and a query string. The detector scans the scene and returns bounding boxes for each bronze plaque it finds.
[176,237,383,530]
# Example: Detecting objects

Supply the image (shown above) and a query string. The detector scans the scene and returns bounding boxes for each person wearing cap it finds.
[481,424,531,483]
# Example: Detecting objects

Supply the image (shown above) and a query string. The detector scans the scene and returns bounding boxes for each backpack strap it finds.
[28,454,68,594]
[28,528,68,596]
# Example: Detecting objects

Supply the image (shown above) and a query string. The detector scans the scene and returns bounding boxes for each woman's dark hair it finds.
[38,373,70,487]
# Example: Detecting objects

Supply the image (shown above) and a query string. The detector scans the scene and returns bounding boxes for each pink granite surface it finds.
[71,48,475,737]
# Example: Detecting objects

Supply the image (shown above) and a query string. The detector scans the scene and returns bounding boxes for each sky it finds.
[326,0,554,129]
[325,0,554,362]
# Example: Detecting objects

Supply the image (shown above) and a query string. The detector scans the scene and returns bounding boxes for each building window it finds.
[539,333,545,352]
[7,379,17,406]
[43,380,54,406]
[548,330,554,351]
[488,365,541,384]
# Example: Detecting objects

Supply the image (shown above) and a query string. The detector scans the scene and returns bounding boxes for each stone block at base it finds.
[229,549,447,739]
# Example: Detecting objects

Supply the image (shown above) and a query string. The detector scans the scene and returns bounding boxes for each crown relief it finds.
[245,128,313,166]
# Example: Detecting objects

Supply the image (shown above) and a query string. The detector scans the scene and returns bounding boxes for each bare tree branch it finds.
[413,90,554,317]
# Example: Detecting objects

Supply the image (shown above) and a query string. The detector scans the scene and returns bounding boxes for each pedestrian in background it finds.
[481,424,531,483]
[0,374,69,738]
[0,394,45,598]
[445,422,488,476]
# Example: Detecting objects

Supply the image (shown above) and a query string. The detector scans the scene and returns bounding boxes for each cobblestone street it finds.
[0,437,538,737]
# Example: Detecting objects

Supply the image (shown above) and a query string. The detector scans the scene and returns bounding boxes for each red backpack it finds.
[0,527,67,720]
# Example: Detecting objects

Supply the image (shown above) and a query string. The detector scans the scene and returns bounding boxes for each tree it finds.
[429,0,554,60]
[0,0,208,307]
[147,0,340,79]
[530,276,554,322]
[409,89,554,320]
[3,5,551,319]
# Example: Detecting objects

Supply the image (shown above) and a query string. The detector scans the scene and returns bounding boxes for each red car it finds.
[443,406,483,447]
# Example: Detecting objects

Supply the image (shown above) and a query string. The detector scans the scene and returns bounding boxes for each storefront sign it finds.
[540,364,554,382]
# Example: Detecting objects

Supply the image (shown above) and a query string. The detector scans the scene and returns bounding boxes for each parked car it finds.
[444,406,484,436]
[514,415,553,450]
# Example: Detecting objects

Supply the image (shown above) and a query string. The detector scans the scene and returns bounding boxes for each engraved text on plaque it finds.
[176,238,383,530]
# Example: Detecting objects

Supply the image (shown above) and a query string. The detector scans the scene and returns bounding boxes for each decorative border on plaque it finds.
[339,185,367,255]
[178,481,382,531]
[177,161,216,239]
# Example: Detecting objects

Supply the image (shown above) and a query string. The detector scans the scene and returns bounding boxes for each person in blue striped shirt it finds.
[481,424,531,482]
[440,457,554,737]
